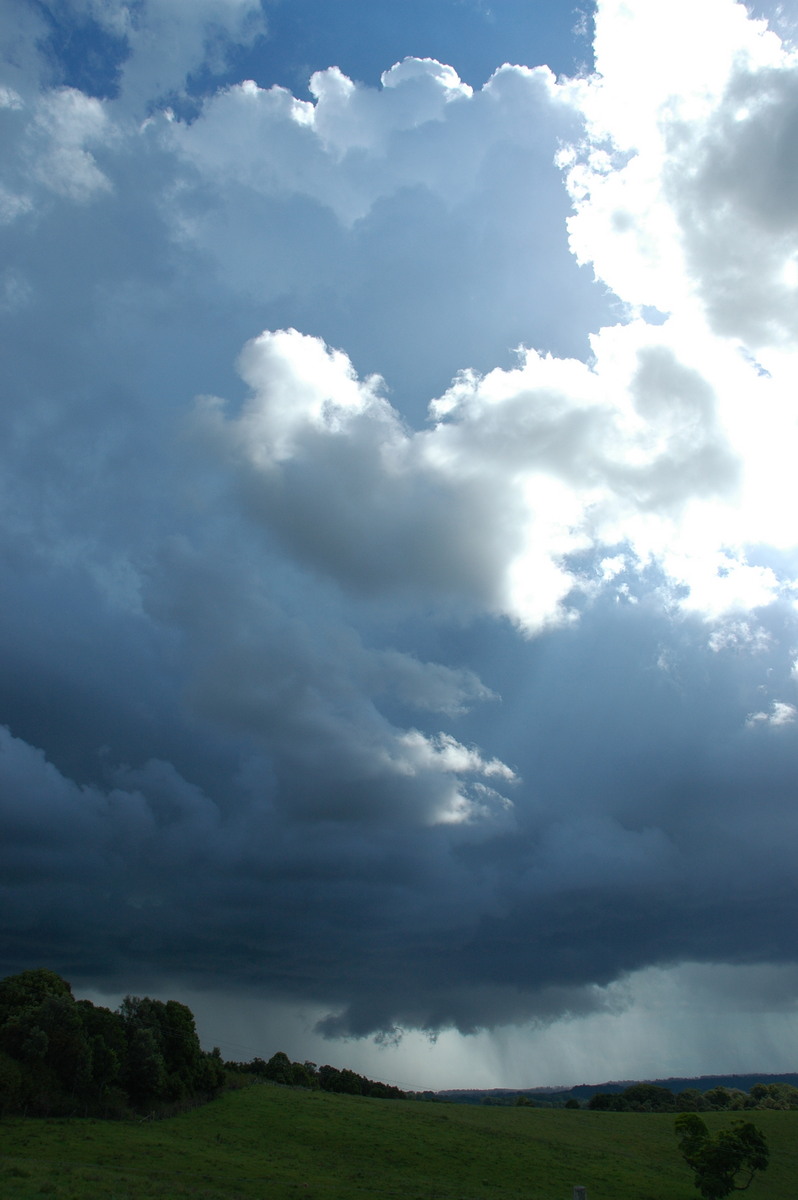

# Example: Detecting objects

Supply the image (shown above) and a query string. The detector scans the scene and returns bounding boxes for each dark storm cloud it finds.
[3,590,798,1036]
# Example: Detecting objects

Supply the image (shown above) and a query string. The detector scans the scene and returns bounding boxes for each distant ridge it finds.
[565,1072,798,1098]
[437,1072,798,1104]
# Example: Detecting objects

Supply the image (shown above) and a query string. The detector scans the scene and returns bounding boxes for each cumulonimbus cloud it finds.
[3,0,798,1054]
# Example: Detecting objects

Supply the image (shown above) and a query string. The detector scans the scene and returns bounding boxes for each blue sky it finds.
[39,1,592,99]
[221,0,592,93]
[3,0,798,1091]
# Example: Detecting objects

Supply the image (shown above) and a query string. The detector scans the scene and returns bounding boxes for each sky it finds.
[3,0,798,1092]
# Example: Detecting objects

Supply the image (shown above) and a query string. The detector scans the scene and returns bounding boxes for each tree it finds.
[124,1024,168,1106]
[676,1088,710,1112]
[77,1000,126,1100]
[675,1113,769,1199]
[0,969,73,1026]
[748,1081,798,1109]
[0,970,223,1115]
[263,1051,295,1085]
[703,1087,746,1111]
[622,1083,676,1112]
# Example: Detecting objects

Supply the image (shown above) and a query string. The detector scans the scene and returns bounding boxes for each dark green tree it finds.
[621,1083,677,1111]
[676,1088,710,1112]
[748,1081,798,1109]
[263,1051,295,1085]
[289,1060,317,1088]
[77,1000,126,1100]
[119,994,218,1104]
[0,970,224,1115]
[703,1086,746,1111]
[0,969,73,1026]
[675,1113,769,1199]
[124,1024,168,1106]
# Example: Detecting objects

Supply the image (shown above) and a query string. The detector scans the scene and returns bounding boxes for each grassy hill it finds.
[1,1081,797,1200]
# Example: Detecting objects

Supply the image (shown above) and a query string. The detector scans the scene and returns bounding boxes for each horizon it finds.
[4,0,798,1092]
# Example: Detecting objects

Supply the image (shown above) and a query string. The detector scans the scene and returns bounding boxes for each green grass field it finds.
[1,1085,796,1200]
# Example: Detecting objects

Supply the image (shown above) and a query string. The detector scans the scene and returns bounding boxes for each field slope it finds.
[1,1084,796,1200]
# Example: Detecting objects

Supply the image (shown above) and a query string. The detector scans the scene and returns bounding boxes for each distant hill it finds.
[438,1072,798,1105]
[566,1073,798,1098]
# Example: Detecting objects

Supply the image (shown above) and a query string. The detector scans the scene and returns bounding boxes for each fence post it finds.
[573,1188,587,1200]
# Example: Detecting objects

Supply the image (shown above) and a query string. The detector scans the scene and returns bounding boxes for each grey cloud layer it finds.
[5,600,798,1036]
[2,0,798,1043]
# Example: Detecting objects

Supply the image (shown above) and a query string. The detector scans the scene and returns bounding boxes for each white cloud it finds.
[0,185,32,223]
[29,87,114,201]
[394,730,516,826]
[557,0,798,620]
[168,57,580,225]
[746,699,798,726]
[708,620,772,653]
[364,650,496,717]
[309,58,474,156]
[158,16,798,635]
[152,50,606,411]
[567,0,789,325]
[229,326,384,465]
[117,0,266,111]
[206,313,793,632]
[0,86,22,110]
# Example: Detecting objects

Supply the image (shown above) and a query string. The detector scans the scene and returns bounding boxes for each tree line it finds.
[232,1050,406,1099]
[0,968,226,1117]
[2,968,790,1123]
[587,1081,798,1112]
[0,969,406,1117]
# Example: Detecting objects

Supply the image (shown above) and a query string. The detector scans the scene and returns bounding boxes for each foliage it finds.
[589,1086,677,1112]
[0,969,225,1117]
[675,1112,769,1199]
[235,1049,405,1099]
[588,1080,794,1114]
[0,969,73,1025]
[747,1082,798,1109]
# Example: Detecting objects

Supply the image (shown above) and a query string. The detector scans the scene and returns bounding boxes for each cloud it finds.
[203,318,763,632]
[29,86,114,200]
[567,0,798,355]
[169,58,571,224]
[164,54,608,407]
[362,650,496,717]
[672,57,798,348]
[4,593,798,1040]
[3,0,798,1072]
[67,0,266,109]
[746,700,798,727]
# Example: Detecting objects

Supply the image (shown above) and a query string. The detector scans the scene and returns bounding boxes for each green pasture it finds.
[1,1084,795,1200]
